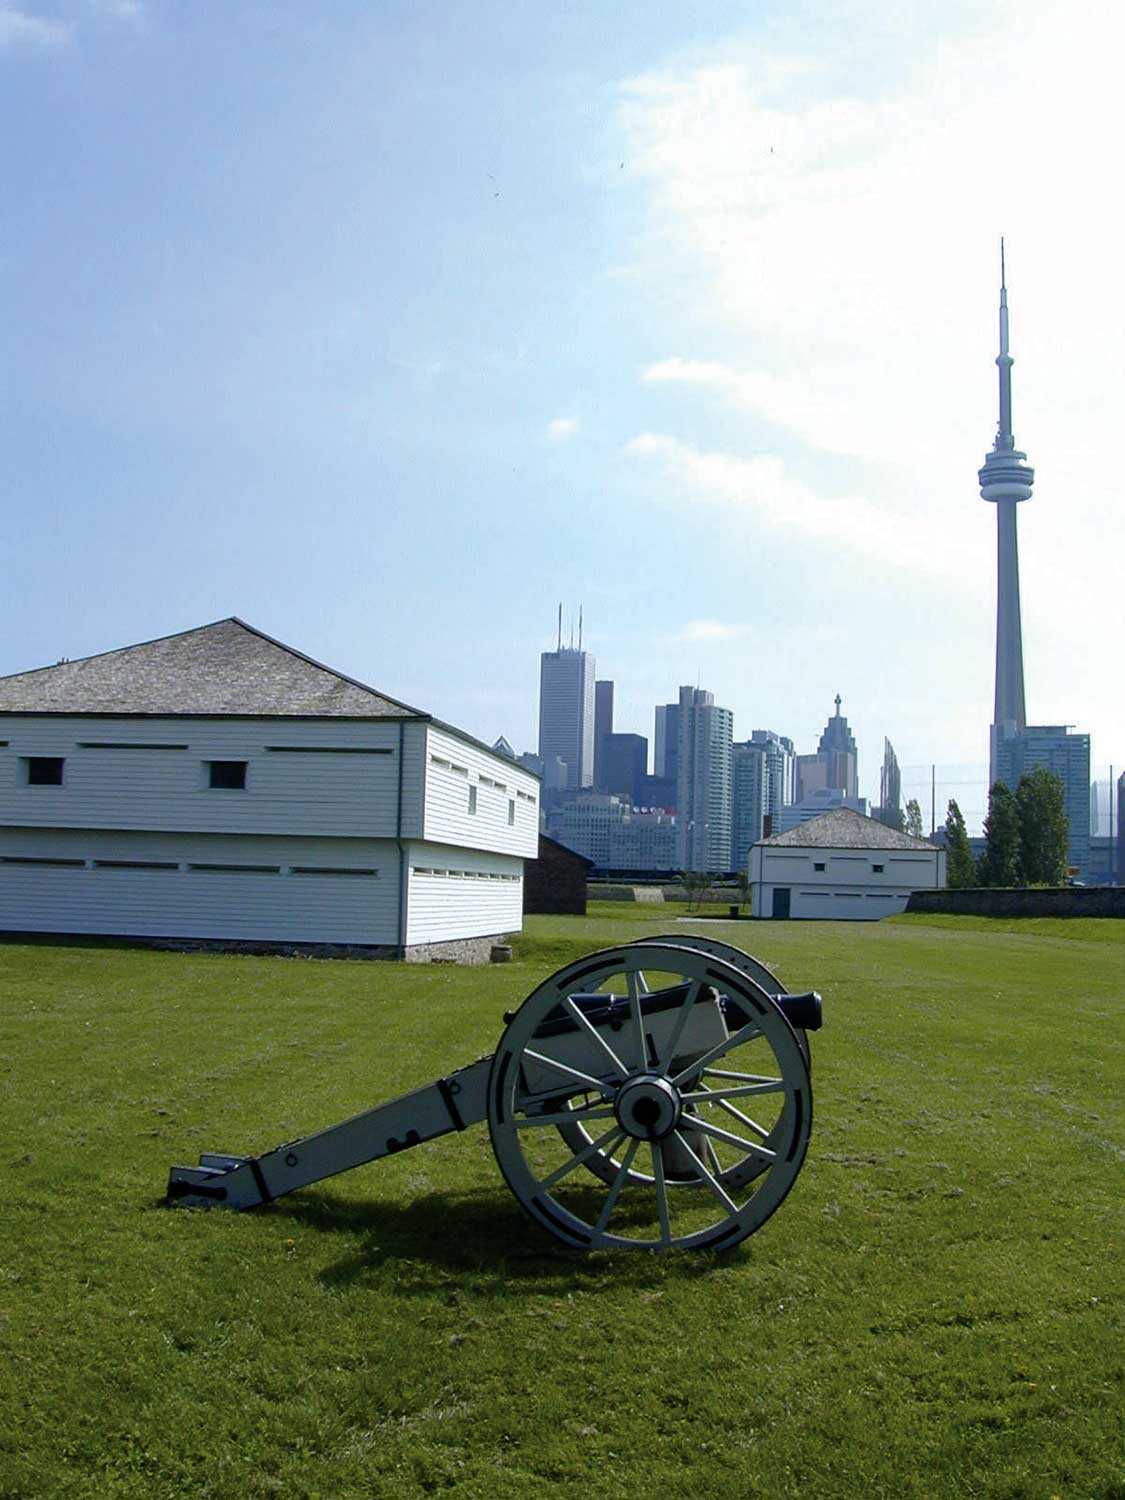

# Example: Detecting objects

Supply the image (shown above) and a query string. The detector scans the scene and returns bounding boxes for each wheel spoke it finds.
[689,1115,778,1160]
[563,995,628,1079]
[703,1067,777,1084]
[626,971,648,1069]
[523,1047,615,1098]
[658,980,703,1072]
[680,1080,784,1104]
[536,1124,626,1192]
[627,968,650,996]
[671,1019,760,1086]
[591,1138,640,1241]
[715,1096,772,1139]
[650,1142,672,1246]
[670,1130,739,1215]
[514,1104,616,1129]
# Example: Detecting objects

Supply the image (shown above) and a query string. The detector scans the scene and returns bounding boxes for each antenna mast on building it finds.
[579,606,583,652]
[557,602,562,652]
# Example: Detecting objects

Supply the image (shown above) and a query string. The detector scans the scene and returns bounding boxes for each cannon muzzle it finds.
[777,991,822,1032]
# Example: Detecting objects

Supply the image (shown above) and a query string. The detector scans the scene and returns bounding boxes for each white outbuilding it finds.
[748,807,945,920]
[0,618,540,960]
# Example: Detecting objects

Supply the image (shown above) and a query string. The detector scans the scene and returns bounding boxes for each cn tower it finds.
[978,241,1034,786]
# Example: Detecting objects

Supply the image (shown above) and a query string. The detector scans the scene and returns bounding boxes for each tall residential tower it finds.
[979,241,1035,786]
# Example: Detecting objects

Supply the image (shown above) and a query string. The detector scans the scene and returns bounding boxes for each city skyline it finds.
[2,2,1120,838]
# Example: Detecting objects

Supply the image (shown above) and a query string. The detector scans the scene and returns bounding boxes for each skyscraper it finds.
[995,726,1091,880]
[795,697,858,802]
[593,680,614,789]
[731,741,770,869]
[749,730,795,822]
[675,685,733,872]
[817,695,858,797]
[538,641,595,791]
[875,738,902,829]
[980,241,1035,787]
[600,732,648,804]
[654,702,681,782]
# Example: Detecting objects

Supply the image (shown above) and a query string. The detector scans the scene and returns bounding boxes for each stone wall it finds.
[905,886,1125,918]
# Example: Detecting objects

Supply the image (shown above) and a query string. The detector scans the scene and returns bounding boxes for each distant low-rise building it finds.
[749,807,945,921]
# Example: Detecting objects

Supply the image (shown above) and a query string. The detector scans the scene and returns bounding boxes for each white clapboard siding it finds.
[749,842,944,921]
[0,717,406,838]
[404,841,523,944]
[0,827,401,944]
[422,727,539,858]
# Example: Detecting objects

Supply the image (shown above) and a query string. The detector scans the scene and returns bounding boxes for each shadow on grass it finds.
[267,1183,742,1293]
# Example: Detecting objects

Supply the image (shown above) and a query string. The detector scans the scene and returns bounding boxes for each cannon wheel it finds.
[487,942,812,1252]
[635,933,811,1071]
[559,933,807,1190]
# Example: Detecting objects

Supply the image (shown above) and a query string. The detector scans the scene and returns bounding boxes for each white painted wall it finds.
[749,844,945,920]
[0,826,401,943]
[0,716,534,948]
[423,726,539,858]
[0,716,406,837]
[404,841,523,944]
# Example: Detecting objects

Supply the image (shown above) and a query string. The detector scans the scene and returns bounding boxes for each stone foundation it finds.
[0,930,513,963]
[402,933,510,965]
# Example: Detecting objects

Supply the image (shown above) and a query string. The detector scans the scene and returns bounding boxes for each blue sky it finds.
[3,0,1122,830]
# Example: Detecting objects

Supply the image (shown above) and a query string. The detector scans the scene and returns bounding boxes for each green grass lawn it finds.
[1,910,1122,1499]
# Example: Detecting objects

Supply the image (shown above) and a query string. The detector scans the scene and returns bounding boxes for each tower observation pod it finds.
[979,240,1034,783]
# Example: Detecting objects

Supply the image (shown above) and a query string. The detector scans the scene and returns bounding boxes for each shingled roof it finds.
[760,807,938,851]
[0,618,426,719]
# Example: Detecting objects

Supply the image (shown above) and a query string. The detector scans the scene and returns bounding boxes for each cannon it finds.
[167,935,822,1252]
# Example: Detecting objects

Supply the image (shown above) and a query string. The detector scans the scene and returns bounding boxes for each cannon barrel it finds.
[776,991,822,1032]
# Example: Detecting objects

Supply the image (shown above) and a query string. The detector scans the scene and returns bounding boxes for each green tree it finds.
[943,799,977,887]
[735,868,752,913]
[905,798,924,839]
[679,869,713,911]
[1015,767,1069,885]
[978,781,1021,886]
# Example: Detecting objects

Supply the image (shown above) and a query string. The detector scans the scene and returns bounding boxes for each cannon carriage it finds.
[168,935,822,1252]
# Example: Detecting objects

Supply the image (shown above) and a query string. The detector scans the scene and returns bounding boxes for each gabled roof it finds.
[759,806,938,851]
[538,833,596,868]
[0,618,426,719]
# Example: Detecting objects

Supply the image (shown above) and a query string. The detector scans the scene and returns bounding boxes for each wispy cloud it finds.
[546,416,580,442]
[675,619,751,642]
[0,3,72,47]
[624,431,963,580]
[617,7,1125,510]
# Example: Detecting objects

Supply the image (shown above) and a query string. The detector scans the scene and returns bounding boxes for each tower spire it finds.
[996,237,1013,451]
[979,241,1035,784]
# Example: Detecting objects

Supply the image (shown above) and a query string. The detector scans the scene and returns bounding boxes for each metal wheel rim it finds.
[559,933,803,1190]
[487,942,812,1252]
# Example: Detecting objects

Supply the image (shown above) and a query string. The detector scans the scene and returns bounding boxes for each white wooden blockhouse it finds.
[748,807,945,921]
[0,619,540,959]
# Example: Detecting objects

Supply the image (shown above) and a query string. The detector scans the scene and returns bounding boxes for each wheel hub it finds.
[614,1074,682,1141]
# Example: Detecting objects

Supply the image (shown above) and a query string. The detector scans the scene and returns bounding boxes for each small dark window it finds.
[813,861,826,872]
[508,799,515,825]
[468,785,477,815]
[872,863,885,873]
[27,757,65,786]
[208,760,247,790]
